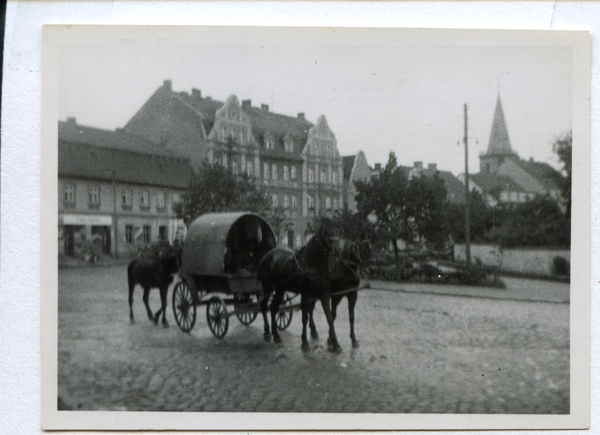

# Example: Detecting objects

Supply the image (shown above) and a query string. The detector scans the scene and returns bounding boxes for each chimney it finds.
[297,112,305,120]
[163,80,172,91]
[192,88,201,98]
[374,163,381,171]
[261,104,269,113]
[428,163,437,172]
[242,99,252,110]
[66,117,76,125]
[414,161,423,170]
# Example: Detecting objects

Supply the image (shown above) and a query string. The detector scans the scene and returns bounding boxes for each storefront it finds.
[59,214,112,257]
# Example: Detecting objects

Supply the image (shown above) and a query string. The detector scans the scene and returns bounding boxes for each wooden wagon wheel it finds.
[234,294,258,326]
[206,296,229,338]
[172,281,196,333]
[275,292,293,331]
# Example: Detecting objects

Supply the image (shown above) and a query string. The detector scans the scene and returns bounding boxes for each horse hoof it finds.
[331,345,343,354]
[301,343,311,352]
[352,341,360,349]
[311,331,319,340]
[263,334,272,343]
[274,336,283,344]
[162,322,170,329]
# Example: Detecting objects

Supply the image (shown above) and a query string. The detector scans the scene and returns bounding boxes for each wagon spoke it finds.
[172,281,196,333]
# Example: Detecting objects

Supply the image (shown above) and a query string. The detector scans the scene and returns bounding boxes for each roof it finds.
[59,120,179,158]
[180,212,276,276]
[469,173,526,194]
[437,170,466,204]
[342,155,356,181]
[486,94,516,156]
[172,89,314,143]
[58,141,193,188]
[515,159,562,191]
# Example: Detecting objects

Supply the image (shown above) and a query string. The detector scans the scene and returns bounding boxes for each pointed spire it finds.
[486,94,515,156]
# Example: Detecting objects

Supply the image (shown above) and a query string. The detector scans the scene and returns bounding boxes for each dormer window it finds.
[264,137,275,150]
[284,138,294,153]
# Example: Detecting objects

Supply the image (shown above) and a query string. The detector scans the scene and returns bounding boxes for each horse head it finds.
[156,244,181,275]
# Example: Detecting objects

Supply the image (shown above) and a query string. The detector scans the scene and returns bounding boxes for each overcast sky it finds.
[58,30,573,176]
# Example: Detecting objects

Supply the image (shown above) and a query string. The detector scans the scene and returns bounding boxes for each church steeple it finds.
[486,94,515,156]
[479,94,518,174]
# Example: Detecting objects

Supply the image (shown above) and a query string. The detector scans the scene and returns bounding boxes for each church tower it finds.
[479,94,518,174]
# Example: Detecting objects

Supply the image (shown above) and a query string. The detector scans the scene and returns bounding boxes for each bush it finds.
[552,256,570,276]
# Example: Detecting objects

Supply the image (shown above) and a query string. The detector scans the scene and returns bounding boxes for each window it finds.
[291,166,297,180]
[125,225,134,244]
[326,197,331,210]
[172,193,181,205]
[296,234,302,248]
[156,191,165,209]
[264,163,270,179]
[291,195,298,210]
[64,184,75,203]
[88,186,100,204]
[247,162,254,177]
[283,165,289,181]
[307,195,314,210]
[222,153,228,168]
[159,226,168,241]
[308,169,314,183]
[232,161,239,175]
[320,171,326,184]
[122,188,132,207]
[283,195,290,209]
[284,139,294,153]
[332,171,338,186]
[264,137,274,150]
[238,130,245,146]
[272,194,278,208]
[143,225,151,244]
[272,164,278,180]
[140,191,150,209]
[333,198,338,210]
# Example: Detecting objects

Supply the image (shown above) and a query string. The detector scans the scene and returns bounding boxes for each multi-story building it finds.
[58,119,193,258]
[342,151,372,213]
[124,80,345,248]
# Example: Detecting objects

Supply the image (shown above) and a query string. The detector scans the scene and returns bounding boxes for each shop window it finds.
[125,225,134,244]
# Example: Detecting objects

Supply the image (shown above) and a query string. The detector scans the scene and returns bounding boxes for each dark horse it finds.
[258,218,346,352]
[328,238,372,348]
[128,241,181,327]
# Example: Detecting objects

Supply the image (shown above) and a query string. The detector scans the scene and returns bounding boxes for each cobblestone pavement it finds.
[58,266,569,413]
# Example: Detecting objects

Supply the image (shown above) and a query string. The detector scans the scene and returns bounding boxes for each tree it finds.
[553,131,572,217]
[332,208,375,242]
[173,161,268,224]
[445,189,489,243]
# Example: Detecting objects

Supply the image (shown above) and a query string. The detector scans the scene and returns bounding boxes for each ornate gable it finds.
[302,115,340,159]
[209,95,256,147]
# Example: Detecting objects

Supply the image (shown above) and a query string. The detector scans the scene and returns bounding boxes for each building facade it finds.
[124,80,345,248]
[342,151,372,213]
[58,123,193,258]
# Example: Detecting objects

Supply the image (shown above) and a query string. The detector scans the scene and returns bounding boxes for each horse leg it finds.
[320,293,342,353]
[142,288,154,323]
[308,300,319,340]
[128,286,136,324]
[157,285,169,328]
[300,293,311,351]
[260,285,272,342]
[326,294,342,345]
[269,288,284,344]
[347,291,360,348]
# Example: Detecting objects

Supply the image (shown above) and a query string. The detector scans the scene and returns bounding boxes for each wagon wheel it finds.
[234,294,258,326]
[172,281,196,333]
[206,296,229,338]
[275,292,293,331]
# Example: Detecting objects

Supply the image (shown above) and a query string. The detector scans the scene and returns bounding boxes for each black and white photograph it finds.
[41,26,590,430]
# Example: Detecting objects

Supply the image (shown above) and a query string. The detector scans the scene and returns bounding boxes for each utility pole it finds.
[464,104,471,270]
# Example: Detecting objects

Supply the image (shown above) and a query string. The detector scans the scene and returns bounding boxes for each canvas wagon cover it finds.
[180,212,276,276]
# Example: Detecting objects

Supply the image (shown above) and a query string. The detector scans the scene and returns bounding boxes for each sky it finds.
[58,29,573,176]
